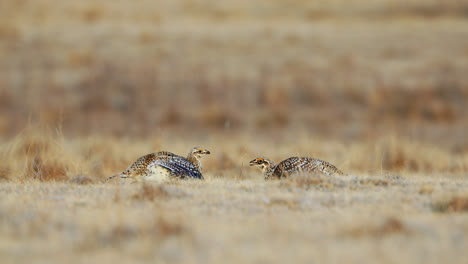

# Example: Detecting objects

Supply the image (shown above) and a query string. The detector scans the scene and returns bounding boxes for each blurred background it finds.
[1,0,468,179]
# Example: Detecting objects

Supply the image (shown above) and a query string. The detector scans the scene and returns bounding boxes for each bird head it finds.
[191,147,211,159]
[249,157,272,172]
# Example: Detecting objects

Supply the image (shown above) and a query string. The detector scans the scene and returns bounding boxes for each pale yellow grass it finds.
[2,128,468,182]
[1,176,468,264]
[1,0,468,262]
[1,129,468,263]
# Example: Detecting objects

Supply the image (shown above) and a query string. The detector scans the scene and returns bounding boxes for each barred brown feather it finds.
[105,148,210,182]
[249,156,344,180]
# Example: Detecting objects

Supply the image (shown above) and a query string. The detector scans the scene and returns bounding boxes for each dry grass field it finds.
[1,177,468,264]
[1,0,468,263]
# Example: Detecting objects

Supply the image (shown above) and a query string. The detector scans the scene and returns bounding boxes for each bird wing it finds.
[149,156,203,179]
[278,157,343,176]
[274,157,319,177]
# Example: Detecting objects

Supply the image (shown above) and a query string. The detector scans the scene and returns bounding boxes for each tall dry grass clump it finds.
[1,125,468,183]
[0,125,129,182]
[0,126,72,182]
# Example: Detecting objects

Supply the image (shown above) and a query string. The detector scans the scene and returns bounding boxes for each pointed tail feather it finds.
[104,173,125,182]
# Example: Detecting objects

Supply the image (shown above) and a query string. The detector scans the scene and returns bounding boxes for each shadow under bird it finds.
[105,147,210,182]
[249,156,344,180]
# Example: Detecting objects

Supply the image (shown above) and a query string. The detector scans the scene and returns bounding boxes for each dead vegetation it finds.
[342,217,408,238]
[1,1,468,142]
[27,155,68,182]
[97,216,187,248]
[1,125,467,183]
[280,173,345,190]
[70,175,94,185]
[1,0,468,263]
[0,177,467,263]
[0,166,10,181]
[131,184,170,201]
[433,195,468,213]
[279,173,407,192]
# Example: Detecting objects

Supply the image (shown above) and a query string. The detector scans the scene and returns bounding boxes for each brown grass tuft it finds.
[21,136,50,157]
[0,24,19,41]
[433,195,468,213]
[26,155,68,182]
[82,6,104,23]
[343,217,407,238]
[100,216,186,247]
[70,175,94,185]
[418,184,434,195]
[0,166,10,181]
[68,51,95,67]
[132,184,170,201]
[359,178,390,187]
[156,216,185,238]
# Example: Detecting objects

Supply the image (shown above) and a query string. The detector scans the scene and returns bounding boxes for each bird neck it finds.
[263,162,278,179]
[187,153,202,173]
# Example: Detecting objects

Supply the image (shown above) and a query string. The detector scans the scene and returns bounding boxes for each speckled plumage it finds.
[105,148,210,182]
[249,156,344,180]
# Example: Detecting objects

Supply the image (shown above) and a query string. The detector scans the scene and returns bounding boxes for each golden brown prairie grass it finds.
[1,0,468,140]
[131,184,170,201]
[433,195,468,213]
[342,217,407,238]
[1,126,468,183]
[1,1,468,263]
[1,176,468,264]
[99,216,186,248]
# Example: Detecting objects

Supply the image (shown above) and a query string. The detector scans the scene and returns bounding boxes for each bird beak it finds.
[249,160,257,166]
[202,149,210,154]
